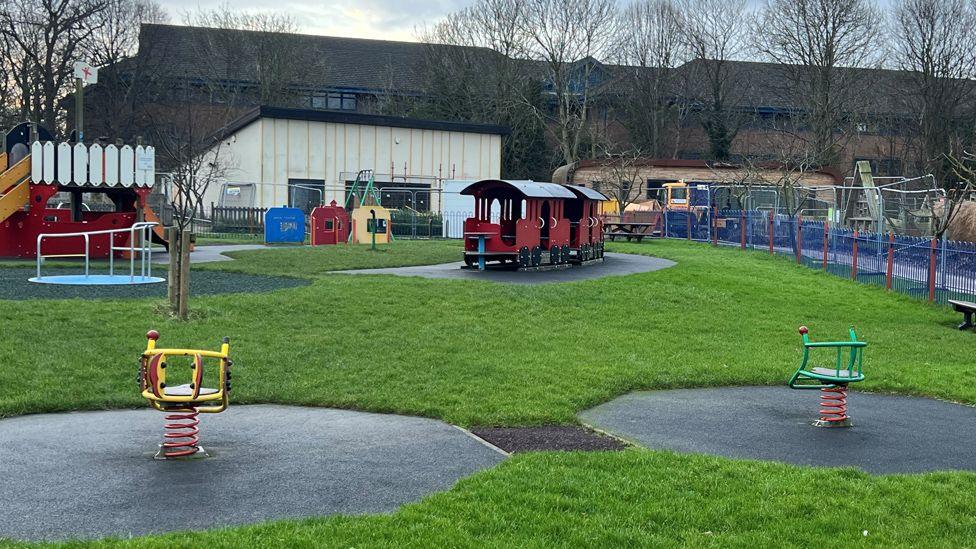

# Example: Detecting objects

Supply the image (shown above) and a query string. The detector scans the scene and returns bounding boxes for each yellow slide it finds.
[0,153,30,224]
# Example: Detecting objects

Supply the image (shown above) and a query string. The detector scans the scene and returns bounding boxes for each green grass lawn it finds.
[2,239,974,547]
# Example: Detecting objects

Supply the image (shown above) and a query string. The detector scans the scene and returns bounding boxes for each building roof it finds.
[216,106,509,137]
[133,23,957,118]
[670,58,938,116]
[136,23,502,94]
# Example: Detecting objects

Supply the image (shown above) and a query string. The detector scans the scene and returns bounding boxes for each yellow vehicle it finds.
[662,181,691,210]
[139,330,233,459]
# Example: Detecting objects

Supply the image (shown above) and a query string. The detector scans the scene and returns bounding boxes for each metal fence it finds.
[658,208,976,305]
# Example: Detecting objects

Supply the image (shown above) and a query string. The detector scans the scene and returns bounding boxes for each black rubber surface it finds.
[470,426,629,453]
[0,267,309,300]
[337,252,675,284]
[579,387,976,474]
[0,405,504,541]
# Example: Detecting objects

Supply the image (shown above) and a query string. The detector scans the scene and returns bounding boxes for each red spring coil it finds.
[818,385,849,423]
[161,407,200,458]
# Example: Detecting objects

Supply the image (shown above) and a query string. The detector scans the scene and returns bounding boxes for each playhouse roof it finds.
[563,184,608,201]
[460,180,576,199]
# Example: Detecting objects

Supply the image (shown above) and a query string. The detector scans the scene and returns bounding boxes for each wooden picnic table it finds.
[603,221,660,243]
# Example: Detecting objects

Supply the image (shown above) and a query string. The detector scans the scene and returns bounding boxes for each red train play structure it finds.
[0,123,163,259]
[461,179,606,269]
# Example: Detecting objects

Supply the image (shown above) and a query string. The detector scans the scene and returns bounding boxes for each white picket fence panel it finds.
[29,141,155,188]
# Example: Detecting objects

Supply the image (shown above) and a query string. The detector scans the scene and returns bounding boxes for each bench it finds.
[606,231,646,243]
[948,299,976,330]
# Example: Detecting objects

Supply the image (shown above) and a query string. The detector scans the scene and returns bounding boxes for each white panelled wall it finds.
[203,115,503,212]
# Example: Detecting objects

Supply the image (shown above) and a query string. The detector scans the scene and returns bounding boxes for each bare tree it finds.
[892,0,976,184]
[183,3,304,107]
[937,152,976,240]
[616,0,688,158]
[594,146,647,213]
[85,0,165,67]
[679,0,750,160]
[754,0,881,168]
[520,0,620,165]
[418,0,552,179]
[0,33,16,128]
[82,0,168,139]
[148,70,234,236]
[0,0,108,132]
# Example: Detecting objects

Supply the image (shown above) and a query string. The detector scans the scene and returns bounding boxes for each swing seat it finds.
[788,326,866,389]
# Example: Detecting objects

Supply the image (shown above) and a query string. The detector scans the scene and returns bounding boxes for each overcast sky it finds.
[164,0,474,42]
[163,0,894,43]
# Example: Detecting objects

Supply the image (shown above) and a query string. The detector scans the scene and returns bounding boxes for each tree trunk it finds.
[178,230,191,320]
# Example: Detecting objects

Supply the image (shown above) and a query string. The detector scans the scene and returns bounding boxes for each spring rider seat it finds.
[138,330,233,459]
[788,326,866,427]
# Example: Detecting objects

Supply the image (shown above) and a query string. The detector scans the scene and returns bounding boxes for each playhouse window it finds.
[367,218,387,233]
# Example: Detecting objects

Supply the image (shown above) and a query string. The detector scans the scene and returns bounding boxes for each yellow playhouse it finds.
[351,205,391,244]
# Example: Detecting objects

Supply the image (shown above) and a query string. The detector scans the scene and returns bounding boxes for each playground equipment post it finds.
[72,60,97,142]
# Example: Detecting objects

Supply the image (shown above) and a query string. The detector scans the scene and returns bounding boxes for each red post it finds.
[885,233,894,290]
[740,211,746,250]
[768,211,774,255]
[929,238,937,302]
[823,220,829,271]
[852,230,859,281]
[796,215,803,264]
[711,207,718,247]
[687,209,692,241]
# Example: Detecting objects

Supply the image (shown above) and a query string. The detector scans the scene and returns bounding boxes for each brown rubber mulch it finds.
[470,425,629,453]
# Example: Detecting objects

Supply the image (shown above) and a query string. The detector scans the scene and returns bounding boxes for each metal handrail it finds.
[35,222,161,282]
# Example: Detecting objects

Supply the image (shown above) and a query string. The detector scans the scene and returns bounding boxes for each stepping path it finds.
[152,244,266,264]
[337,252,675,284]
[0,405,504,541]
[580,387,976,474]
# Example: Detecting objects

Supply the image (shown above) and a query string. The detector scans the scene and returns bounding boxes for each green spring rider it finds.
[788,326,866,427]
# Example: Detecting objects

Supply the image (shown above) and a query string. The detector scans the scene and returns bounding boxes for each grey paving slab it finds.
[336,252,675,284]
[0,405,505,541]
[579,387,976,474]
[152,244,266,264]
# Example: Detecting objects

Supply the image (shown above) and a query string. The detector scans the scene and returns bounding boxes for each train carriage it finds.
[461,179,574,269]
[563,184,607,263]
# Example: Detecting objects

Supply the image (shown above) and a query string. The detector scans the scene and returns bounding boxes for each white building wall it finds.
[204,116,503,214]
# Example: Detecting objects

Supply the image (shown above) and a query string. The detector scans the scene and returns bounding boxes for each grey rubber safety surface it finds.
[0,405,505,541]
[337,252,676,284]
[579,387,976,474]
[0,267,309,300]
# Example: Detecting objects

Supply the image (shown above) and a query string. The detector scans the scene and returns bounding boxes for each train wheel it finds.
[531,246,542,267]
[464,255,475,267]
[561,245,570,264]
[550,245,559,265]
[518,246,530,268]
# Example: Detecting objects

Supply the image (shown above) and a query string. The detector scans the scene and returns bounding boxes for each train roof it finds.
[460,179,576,199]
[562,184,608,201]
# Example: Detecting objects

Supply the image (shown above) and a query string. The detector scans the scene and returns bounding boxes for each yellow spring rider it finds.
[139,330,233,459]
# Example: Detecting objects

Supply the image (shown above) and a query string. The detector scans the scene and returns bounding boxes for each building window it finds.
[309,92,357,111]
[328,93,357,111]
